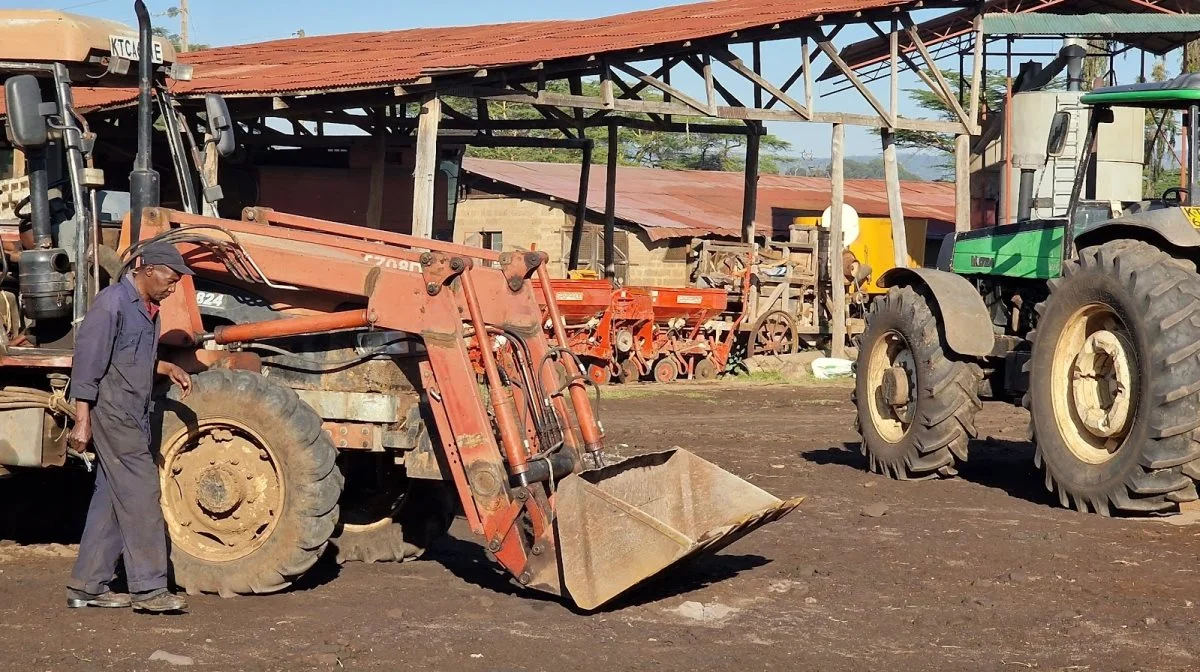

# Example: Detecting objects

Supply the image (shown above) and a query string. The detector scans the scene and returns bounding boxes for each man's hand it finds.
[157,361,192,398]
[68,402,92,452]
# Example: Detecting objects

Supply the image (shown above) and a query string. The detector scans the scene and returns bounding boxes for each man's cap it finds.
[139,242,194,276]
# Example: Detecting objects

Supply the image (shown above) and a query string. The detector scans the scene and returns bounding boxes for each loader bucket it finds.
[555,448,802,611]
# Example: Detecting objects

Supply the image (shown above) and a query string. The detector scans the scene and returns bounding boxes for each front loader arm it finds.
[139,206,604,596]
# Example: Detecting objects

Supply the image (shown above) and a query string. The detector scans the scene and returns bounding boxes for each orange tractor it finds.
[535,279,732,385]
[0,2,799,610]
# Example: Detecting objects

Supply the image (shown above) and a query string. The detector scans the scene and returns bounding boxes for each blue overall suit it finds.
[67,274,168,598]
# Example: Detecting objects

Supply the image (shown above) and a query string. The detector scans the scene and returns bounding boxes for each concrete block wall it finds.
[454,195,691,287]
[454,197,571,277]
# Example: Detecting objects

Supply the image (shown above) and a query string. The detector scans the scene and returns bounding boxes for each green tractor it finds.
[855,73,1200,516]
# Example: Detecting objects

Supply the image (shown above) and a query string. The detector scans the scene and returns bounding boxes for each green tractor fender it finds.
[1074,208,1200,254]
[876,267,995,358]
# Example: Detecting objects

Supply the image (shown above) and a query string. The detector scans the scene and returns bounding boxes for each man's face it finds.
[144,265,183,304]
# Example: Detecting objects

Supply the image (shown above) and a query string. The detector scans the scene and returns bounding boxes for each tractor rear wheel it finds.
[156,369,342,596]
[331,407,456,563]
[854,286,981,479]
[1027,240,1200,515]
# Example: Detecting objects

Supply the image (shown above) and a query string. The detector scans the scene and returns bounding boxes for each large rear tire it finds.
[854,285,981,479]
[156,369,342,596]
[1027,240,1200,515]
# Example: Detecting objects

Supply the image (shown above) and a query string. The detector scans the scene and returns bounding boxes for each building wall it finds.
[454,196,572,278]
[453,194,692,287]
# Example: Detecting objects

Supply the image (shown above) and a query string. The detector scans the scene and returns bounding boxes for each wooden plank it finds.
[829,123,847,360]
[967,12,985,130]
[801,37,814,113]
[569,143,593,271]
[604,123,618,280]
[411,94,441,239]
[365,107,388,230]
[881,128,908,270]
[955,133,971,233]
[889,23,899,127]
[459,86,968,133]
[815,38,892,124]
[902,15,972,131]
[742,126,761,244]
[611,61,709,116]
[711,46,811,119]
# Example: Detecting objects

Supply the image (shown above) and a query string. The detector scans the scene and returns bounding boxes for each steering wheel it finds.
[1162,186,1190,206]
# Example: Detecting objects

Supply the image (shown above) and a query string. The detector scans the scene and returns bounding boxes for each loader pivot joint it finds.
[420,252,471,297]
[498,251,547,293]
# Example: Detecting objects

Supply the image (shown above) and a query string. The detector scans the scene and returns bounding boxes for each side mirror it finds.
[4,75,50,150]
[204,94,236,158]
[1046,110,1071,157]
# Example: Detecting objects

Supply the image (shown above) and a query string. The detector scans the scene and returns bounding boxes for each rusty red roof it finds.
[463,157,955,241]
[48,0,932,112]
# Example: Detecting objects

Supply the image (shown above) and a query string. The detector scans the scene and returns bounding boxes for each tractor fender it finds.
[1075,208,1200,252]
[877,267,995,358]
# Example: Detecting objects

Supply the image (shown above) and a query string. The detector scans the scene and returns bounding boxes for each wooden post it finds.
[568,141,593,271]
[889,21,899,126]
[742,123,761,244]
[365,107,387,229]
[881,129,908,270]
[830,123,847,360]
[955,133,971,232]
[603,122,618,280]
[412,95,441,238]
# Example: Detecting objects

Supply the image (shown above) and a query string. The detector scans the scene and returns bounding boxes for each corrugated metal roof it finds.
[463,157,955,241]
[822,0,1200,82]
[47,0,929,113]
[983,12,1200,34]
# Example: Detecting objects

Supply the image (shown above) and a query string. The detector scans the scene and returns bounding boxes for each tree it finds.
[451,80,792,173]
[1144,57,1179,198]
[886,69,1008,156]
[152,26,209,53]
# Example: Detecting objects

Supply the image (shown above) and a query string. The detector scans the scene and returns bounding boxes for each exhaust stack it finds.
[128,0,160,243]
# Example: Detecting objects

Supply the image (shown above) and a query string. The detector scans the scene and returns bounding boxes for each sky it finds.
[24,0,1186,160]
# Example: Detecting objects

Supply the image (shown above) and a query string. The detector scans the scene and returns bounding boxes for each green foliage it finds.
[796,157,924,181]
[1143,58,1180,198]
[451,79,791,173]
[152,26,209,52]
[886,69,1008,157]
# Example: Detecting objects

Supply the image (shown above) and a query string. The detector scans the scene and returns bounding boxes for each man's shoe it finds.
[66,591,132,609]
[132,592,188,614]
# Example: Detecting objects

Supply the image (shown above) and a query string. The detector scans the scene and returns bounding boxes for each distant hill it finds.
[778,152,949,182]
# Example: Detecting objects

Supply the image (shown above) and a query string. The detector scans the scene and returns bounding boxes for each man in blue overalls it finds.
[66,242,194,613]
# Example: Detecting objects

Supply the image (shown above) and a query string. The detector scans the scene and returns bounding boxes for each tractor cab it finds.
[0,3,234,349]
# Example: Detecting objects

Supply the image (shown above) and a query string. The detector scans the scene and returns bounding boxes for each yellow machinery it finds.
[792,214,927,294]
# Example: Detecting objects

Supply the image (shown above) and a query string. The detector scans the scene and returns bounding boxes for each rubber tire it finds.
[331,407,456,564]
[1026,240,1200,516]
[653,357,679,383]
[157,369,342,596]
[854,285,982,480]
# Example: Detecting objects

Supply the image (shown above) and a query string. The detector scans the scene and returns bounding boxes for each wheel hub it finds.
[1070,330,1133,439]
[865,330,916,443]
[160,420,285,562]
[195,465,245,516]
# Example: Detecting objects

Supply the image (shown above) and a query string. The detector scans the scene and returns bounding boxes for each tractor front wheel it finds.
[156,369,342,596]
[1027,240,1200,515]
[854,286,981,479]
[331,406,456,563]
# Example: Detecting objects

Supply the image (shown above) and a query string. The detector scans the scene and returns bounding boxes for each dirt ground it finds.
[2,380,1200,671]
